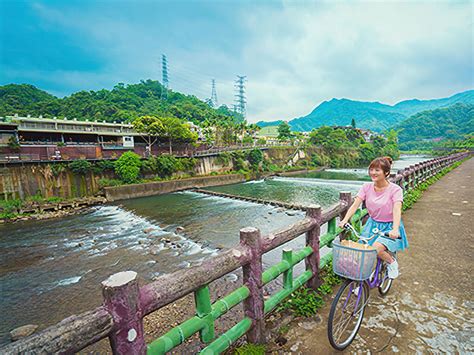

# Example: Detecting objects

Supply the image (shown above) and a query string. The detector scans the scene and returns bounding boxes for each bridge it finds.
[1,152,470,354]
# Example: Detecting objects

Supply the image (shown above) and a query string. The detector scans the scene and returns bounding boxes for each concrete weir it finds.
[191,188,308,211]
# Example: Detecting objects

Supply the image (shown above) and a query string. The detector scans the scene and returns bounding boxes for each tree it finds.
[351,118,356,128]
[160,116,197,154]
[115,152,142,183]
[133,115,164,152]
[277,122,292,140]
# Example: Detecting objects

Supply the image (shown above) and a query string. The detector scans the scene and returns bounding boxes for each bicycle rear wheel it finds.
[327,279,367,350]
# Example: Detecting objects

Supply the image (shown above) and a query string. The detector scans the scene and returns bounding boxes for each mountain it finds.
[255,120,283,128]
[254,90,474,132]
[392,90,474,116]
[394,103,474,150]
[0,80,242,124]
[289,98,406,132]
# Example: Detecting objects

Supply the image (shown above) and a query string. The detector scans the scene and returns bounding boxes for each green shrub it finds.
[114,152,142,183]
[247,148,263,168]
[155,155,179,178]
[216,152,231,166]
[50,163,66,176]
[276,260,341,318]
[276,286,324,317]
[92,160,116,174]
[69,159,92,175]
[98,178,123,188]
[0,199,23,219]
[233,343,266,355]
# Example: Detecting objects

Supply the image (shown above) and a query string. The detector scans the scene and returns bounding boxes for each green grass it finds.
[257,125,279,138]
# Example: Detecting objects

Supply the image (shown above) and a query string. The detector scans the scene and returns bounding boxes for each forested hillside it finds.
[256,90,474,133]
[395,103,474,150]
[0,80,242,124]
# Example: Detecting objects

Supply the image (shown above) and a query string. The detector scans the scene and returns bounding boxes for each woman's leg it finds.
[373,242,395,264]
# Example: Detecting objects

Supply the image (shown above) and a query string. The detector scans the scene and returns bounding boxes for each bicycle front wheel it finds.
[378,262,393,296]
[327,279,367,350]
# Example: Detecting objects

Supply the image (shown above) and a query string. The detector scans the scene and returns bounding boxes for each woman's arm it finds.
[338,197,363,228]
[389,201,402,239]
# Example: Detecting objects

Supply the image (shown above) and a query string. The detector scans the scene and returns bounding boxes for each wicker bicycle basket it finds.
[332,239,378,281]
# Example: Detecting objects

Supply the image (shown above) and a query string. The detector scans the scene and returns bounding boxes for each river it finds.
[0,155,431,345]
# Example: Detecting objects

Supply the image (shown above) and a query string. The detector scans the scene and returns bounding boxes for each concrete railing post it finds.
[102,271,146,355]
[414,163,420,187]
[339,191,352,240]
[305,205,322,290]
[408,165,415,189]
[240,227,265,344]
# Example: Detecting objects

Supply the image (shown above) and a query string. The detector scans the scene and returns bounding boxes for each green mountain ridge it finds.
[0,81,243,125]
[395,103,474,150]
[256,90,474,133]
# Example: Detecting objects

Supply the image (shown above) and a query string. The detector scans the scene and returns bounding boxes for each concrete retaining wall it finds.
[104,174,247,201]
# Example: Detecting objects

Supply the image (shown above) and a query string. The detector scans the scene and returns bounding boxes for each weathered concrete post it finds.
[409,165,415,189]
[240,227,265,344]
[414,164,420,187]
[102,271,146,355]
[339,191,352,240]
[305,205,322,290]
[420,162,426,182]
[397,169,405,191]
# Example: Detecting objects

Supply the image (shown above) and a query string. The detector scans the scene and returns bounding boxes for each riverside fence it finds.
[1,152,470,354]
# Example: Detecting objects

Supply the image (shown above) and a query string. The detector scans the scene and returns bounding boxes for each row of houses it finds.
[0,115,206,161]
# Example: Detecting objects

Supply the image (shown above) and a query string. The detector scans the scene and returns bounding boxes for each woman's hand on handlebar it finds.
[338,220,349,229]
[388,229,400,239]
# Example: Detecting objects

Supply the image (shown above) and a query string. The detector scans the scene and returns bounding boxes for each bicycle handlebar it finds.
[342,223,391,244]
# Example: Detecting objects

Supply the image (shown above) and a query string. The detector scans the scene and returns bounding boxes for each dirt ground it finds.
[276,157,474,354]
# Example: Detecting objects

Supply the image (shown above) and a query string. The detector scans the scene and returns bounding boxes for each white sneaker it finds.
[352,285,361,296]
[387,259,399,279]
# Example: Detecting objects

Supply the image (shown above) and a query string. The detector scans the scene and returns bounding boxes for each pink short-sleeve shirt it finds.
[356,182,403,222]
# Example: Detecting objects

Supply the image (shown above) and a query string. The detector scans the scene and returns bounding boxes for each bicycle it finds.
[327,223,396,350]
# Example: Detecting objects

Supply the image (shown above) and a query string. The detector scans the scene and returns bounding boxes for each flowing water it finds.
[0,155,433,345]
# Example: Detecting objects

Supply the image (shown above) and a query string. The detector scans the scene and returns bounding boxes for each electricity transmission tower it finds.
[210,79,218,108]
[161,54,169,100]
[234,75,246,118]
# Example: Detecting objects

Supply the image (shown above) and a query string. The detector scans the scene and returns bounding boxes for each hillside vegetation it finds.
[0,81,242,125]
[395,103,474,150]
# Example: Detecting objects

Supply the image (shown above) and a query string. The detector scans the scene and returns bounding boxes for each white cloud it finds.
[28,1,474,123]
[239,1,473,122]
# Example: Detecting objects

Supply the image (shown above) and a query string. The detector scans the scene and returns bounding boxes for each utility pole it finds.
[210,79,218,108]
[234,75,246,118]
[161,54,169,100]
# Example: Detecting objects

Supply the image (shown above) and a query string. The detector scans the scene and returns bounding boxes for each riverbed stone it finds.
[143,227,155,234]
[10,324,38,341]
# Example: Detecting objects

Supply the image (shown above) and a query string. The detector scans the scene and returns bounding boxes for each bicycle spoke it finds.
[332,287,361,342]
[335,313,356,342]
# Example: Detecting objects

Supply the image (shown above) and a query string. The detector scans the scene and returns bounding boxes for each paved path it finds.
[279,158,474,354]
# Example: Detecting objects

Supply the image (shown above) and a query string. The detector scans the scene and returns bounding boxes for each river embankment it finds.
[104,167,324,201]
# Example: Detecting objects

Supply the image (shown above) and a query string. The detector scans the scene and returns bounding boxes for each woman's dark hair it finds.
[368,156,393,177]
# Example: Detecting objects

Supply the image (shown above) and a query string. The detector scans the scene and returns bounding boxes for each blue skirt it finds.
[361,217,409,253]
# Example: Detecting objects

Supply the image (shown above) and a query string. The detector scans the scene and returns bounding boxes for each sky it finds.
[1,0,473,123]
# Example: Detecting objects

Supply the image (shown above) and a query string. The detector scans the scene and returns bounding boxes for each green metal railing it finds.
[147,210,367,355]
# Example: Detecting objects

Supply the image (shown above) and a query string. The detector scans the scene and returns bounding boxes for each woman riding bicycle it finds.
[338,156,409,279]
